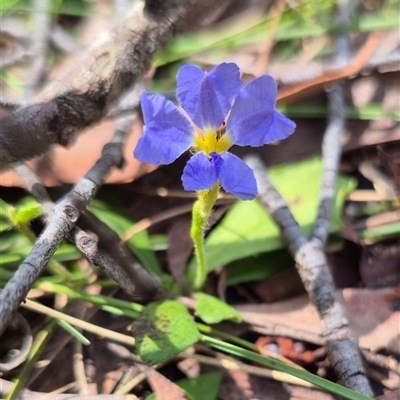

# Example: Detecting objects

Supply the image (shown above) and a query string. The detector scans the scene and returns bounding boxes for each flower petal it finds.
[227,75,293,147]
[182,152,218,191]
[176,64,205,112]
[218,152,257,200]
[177,63,241,130]
[134,92,194,165]
[263,110,296,144]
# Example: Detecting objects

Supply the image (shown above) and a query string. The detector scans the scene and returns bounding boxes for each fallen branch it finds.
[11,116,160,300]
[243,3,373,395]
[0,0,231,169]
[0,115,140,336]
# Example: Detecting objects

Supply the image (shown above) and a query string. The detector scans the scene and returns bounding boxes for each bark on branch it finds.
[0,0,230,169]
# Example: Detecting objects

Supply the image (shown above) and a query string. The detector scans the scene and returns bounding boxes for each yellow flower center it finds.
[193,125,232,156]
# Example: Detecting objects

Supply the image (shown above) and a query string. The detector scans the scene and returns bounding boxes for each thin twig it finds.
[245,1,374,395]
[9,113,163,305]
[0,117,133,336]
[20,299,136,347]
[0,0,230,169]
[246,155,373,396]
[311,85,345,244]
[0,378,137,400]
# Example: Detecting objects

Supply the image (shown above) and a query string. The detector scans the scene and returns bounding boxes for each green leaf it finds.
[131,300,201,365]
[358,221,400,241]
[188,157,356,275]
[53,244,81,262]
[194,293,243,324]
[0,0,22,14]
[145,372,222,400]
[57,319,90,346]
[0,218,13,233]
[89,200,163,277]
[14,203,42,226]
[226,250,293,286]
[203,336,374,400]
[0,253,23,268]
[177,372,222,400]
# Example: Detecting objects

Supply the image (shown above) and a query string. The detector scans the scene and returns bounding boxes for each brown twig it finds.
[10,116,158,298]
[0,115,138,336]
[0,378,137,400]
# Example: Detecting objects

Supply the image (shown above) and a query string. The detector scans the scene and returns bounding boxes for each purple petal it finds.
[218,153,257,200]
[227,75,284,147]
[262,111,296,144]
[182,152,218,191]
[177,63,241,130]
[176,65,205,113]
[210,152,224,176]
[134,92,194,165]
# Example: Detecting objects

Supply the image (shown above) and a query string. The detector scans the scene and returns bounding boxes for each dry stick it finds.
[12,161,137,294]
[77,209,163,301]
[0,116,139,336]
[0,379,137,400]
[246,155,373,396]
[10,116,160,299]
[312,0,350,247]
[246,2,373,394]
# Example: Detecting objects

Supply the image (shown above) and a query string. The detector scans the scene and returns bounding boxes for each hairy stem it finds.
[189,184,219,290]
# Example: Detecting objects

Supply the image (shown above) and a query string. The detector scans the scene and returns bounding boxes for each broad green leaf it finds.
[226,250,293,286]
[194,293,243,324]
[131,300,201,365]
[177,372,222,400]
[188,157,356,275]
[146,372,222,400]
[89,200,163,277]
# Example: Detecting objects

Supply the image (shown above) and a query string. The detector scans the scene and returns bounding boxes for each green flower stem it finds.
[190,184,220,290]
[202,335,374,400]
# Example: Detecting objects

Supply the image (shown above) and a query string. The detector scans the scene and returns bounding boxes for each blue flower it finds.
[134,63,296,200]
